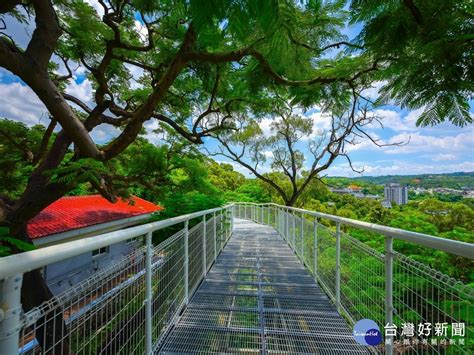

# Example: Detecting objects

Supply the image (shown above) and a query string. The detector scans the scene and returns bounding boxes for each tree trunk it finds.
[22,270,71,354]
[8,133,74,353]
[13,225,72,354]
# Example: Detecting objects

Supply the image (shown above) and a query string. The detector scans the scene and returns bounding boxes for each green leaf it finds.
[1,236,37,252]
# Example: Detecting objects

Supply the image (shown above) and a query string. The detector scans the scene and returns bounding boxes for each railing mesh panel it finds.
[237,203,473,355]
[18,213,227,355]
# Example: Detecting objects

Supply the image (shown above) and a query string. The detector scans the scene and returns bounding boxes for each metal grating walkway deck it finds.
[158,219,370,354]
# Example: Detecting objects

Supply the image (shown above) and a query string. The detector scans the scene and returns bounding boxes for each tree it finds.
[0,0,382,236]
[1,1,384,351]
[207,161,246,192]
[351,0,474,126]
[209,95,402,206]
[0,0,471,351]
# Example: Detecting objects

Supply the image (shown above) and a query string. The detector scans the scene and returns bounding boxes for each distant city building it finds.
[384,183,408,205]
[381,200,392,209]
[329,187,380,200]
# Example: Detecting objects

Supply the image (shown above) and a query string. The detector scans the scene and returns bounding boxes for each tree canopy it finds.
[350,0,473,126]
[1,0,471,230]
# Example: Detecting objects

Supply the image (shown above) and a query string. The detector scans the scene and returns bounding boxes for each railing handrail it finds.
[0,205,228,280]
[234,202,474,259]
[1,201,472,280]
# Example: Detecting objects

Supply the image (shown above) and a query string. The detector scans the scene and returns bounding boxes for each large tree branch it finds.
[215,137,291,204]
[0,127,33,161]
[0,0,21,13]
[102,25,197,160]
[187,48,341,86]
[26,0,62,70]
[403,0,424,26]
[33,118,57,165]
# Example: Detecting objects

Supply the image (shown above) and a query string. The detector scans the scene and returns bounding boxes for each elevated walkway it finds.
[1,203,472,354]
[159,219,369,354]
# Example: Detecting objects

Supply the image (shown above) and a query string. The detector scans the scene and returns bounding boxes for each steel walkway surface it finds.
[159,219,370,354]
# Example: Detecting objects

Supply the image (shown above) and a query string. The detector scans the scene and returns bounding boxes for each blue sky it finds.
[0,2,472,178]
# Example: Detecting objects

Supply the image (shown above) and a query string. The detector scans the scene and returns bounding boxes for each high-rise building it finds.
[384,183,408,205]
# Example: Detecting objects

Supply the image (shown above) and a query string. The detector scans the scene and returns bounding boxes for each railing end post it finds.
[0,273,23,355]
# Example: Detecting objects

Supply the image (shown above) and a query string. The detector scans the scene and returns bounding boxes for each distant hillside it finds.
[325,172,474,189]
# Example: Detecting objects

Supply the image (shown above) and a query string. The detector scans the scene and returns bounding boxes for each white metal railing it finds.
[0,205,233,354]
[0,202,472,354]
[234,202,474,355]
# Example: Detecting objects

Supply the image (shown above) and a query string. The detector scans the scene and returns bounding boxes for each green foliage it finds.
[46,158,111,185]
[351,0,473,126]
[300,181,474,282]
[0,227,36,256]
[325,172,474,190]
[0,118,54,199]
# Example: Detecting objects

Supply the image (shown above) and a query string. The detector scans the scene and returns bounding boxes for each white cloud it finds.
[345,132,383,152]
[65,79,93,105]
[263,151,274,158]
[368,109,418,132]
[124,63,145,90]
[143,119,167,145]
[360,81,387,100]
[384,132,473,154]
[304,111,332,138]
[431,154,457,162]
[0,82,48,125]
[90,124,120,144]
[85,0,104,16]
[2,13,34,50]
[134,20,149,42]
[404,107,424,127]
[327,160,474,177]
[258,118,273,137]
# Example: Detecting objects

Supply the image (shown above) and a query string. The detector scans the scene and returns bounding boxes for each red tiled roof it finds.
[27,195,163,239]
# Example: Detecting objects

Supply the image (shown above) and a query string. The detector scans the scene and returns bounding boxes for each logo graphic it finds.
[353,319,382,346]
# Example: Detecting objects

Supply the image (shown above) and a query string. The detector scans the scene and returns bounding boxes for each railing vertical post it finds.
[291,213,296,253]
[230,206,234,235]
[385,236,394,355]
[145,231,153,354]
[220,209,223,248]
[278,208,281,233]
[202,214,207,276]
[335,222,341,313]
[0,273,23,355]
[300,213,304,261]
[272,205,275,227]
[184,219,189,305]
[313,217,318,278]
[213,212,217,261]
